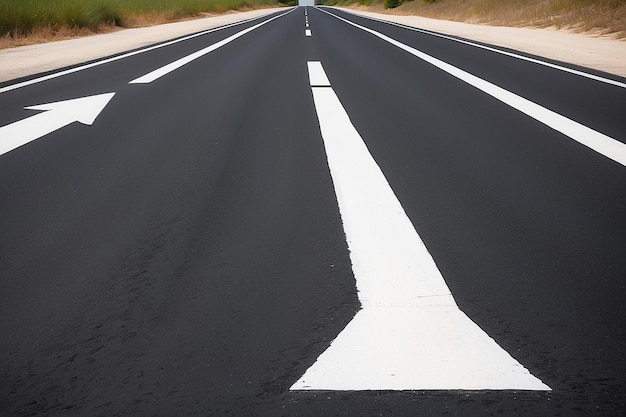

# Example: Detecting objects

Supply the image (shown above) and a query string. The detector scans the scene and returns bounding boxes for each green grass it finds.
[0,0,284,38]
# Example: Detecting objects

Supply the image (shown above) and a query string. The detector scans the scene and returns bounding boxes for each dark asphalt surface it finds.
[1,6,625,416]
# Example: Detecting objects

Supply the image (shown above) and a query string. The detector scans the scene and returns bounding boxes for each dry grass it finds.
[0,24,116,49]
[346,0,626,38]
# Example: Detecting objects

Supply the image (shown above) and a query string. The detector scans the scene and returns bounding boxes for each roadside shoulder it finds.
[0,8,285,84]
[336,7,626,78]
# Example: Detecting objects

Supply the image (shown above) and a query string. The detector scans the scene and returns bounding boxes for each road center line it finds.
[318,7,626,167]
[291,61,551,391]
[307,61,330,86]
[305,29,312,37]
[129,8,293,84]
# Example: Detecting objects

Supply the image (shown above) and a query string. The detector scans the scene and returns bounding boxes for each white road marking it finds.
[307,61,330,86]
[319,8,626,167]
[305,29,312,37]
[0,93,115,156]
[324,7,626,89]
[130,9,293,84]
[291,62,551,391]
[0,14,280,94]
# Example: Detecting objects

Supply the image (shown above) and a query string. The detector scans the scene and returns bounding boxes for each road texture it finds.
[1,6,625,416]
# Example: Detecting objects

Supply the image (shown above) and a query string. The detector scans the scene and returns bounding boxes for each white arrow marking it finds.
[0,93,115,157]
[291,62,550,391]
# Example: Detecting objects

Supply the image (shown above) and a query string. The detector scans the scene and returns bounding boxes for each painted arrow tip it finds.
[26,92,115,125]
[290,306,551,391]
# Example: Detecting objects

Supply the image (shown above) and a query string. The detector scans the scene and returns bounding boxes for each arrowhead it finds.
[290,306,552,391]
[26,93,115,125]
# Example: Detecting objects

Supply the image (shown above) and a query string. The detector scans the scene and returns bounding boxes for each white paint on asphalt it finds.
[306,29,312,37]
[0,93,115,157]
[130,9,293,84]
[319,8,626,167]
[307,61,330,86]
[291,61,551,391]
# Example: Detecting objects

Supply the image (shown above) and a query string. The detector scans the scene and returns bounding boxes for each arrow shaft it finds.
[0,110,75,157]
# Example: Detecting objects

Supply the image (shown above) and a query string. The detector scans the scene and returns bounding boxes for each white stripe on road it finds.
[307,61,330,86]
[329,8,626,89]
[319,8,626,167]
[0,13,283,94]
[305,29,312,37]
[130,9,293,84]
[291,61,551,391]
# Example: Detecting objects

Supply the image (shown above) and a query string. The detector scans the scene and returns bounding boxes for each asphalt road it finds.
[1,6,625,416]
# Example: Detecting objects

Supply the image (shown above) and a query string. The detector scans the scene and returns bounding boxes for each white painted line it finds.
[307,61,330,86]
[0,14,279,94]
[305,29,312,37]
[319,8,626,167]
[323,7,626,89]
[306,23,309,28]
[291,61,551,391]
[129,9,292,84]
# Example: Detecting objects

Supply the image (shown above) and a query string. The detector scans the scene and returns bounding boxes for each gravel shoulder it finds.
[0,5,624,84]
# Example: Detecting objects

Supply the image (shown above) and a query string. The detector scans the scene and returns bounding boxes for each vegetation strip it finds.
[318,0,626,39]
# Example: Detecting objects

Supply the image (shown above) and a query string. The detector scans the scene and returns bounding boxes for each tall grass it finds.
[0,0,282,38]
